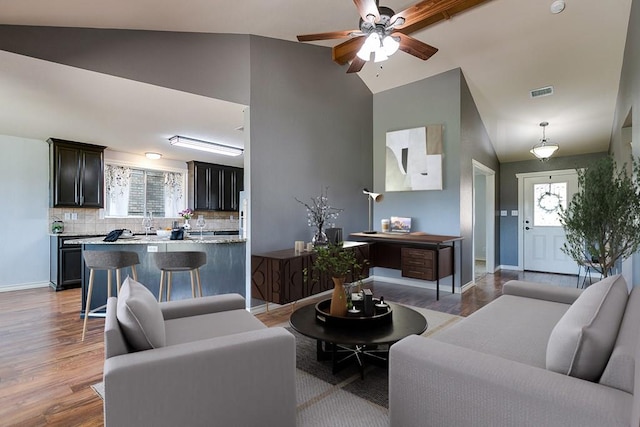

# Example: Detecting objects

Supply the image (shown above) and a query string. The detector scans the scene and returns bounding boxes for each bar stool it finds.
[82,250,139,341]
[154,252,207,302]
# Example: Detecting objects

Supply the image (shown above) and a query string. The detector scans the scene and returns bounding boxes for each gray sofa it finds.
[389,274,640,427]
[103,277,296,427]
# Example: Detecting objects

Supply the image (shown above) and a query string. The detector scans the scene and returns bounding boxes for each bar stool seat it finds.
[82,250,139,341]
[154,252,207,302]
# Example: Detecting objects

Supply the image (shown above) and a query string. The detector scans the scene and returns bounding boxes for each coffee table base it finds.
[316,340,390,379]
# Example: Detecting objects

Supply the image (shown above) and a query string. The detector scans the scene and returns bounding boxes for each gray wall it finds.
[610,0,640,285]
[248,37,373,253]
[498,152,608,267]
[373,68,498,285]
[459,72,500,281]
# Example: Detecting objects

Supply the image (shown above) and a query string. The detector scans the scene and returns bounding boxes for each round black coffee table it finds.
[289,301,427,378]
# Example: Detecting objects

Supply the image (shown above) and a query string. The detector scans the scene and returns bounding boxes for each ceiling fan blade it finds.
[392,0,490,35]
[396,33,438,60]
[297,30,361,42]
[353,0,380,23]
[332,36,366,65]
[347,57,367,74]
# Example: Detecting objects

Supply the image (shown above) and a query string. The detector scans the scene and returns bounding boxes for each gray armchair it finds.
[103,282,296,427]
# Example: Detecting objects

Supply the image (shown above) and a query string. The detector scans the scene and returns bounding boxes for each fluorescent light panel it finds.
[168,135,243,157]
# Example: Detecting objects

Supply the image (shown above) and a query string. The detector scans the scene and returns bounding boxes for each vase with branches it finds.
[295,187,343,246]
[559,156,640,278]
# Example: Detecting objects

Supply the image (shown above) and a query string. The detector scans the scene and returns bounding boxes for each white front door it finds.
[522,172,579,274]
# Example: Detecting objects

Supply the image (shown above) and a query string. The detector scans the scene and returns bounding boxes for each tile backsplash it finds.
[49,208,239,235]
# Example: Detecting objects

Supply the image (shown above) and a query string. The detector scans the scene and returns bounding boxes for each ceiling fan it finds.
[297,0,491,73]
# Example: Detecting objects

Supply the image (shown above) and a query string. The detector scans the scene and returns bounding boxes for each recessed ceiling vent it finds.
[530,86,554,99]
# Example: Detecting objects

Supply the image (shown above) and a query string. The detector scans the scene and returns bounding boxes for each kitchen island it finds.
[66,235,246,316]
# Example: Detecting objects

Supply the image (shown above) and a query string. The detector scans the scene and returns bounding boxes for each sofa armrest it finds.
[502,280,582,304]
[159,293,246,320]
[390,335,632,427]
[104,327,296,427]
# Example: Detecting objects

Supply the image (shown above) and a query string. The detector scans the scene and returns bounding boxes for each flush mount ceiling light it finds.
[530,122,559,161]
[145,152,162,160]
[168,135,244,157]
[550,0,566,14]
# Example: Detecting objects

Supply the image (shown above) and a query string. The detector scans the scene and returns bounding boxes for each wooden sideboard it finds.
[350,232,462,300]
[251,242,370,306]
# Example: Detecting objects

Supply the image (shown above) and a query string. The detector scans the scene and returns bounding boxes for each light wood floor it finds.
[0,270,577,426]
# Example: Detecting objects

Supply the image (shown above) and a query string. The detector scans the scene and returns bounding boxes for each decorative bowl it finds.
[156,230,171,238]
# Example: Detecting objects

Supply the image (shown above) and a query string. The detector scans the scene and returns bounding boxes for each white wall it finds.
[0,135,49,290]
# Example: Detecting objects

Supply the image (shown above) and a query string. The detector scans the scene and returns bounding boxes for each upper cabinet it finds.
[188,161,244,212]
[49,138,106,208]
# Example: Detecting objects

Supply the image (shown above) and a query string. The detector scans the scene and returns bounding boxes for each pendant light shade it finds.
[530,122,559,161]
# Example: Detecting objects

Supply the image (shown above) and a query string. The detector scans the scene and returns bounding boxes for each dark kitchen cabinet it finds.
[49,235,96,291]
[188,161,243,211]
[49,138,106,208]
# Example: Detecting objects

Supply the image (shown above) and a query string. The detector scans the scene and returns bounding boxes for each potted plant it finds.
[307,243,365,316]
[560,156,640,278]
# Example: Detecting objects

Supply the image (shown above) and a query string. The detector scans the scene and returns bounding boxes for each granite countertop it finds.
[64,235,246,245]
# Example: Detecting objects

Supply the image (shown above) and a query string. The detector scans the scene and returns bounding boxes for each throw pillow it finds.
[546,274,628,381]
[117,276,166,351]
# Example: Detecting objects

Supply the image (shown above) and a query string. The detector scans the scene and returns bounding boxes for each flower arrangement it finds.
[179,208,193,220]
[295,187,343,232]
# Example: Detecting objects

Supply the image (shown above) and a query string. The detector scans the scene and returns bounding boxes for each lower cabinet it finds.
[251,244,370,305]
[50,235,95,291]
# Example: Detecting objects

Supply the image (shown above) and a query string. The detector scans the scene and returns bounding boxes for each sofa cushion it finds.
[164,309,266,346]
[546,274,628,381]
[433,295,570,368]
[116,277,166,351]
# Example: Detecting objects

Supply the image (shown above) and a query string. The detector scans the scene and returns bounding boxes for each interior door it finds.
[523,173,579,274]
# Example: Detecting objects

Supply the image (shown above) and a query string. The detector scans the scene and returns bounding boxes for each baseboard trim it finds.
[497,264,521,271]
[0,281,50,293]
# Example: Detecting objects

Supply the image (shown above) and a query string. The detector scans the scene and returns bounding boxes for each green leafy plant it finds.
[310,244,362,278]
[559,156,640,277]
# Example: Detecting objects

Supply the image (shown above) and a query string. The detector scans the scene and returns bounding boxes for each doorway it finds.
[472,160,496,283]
[517,169,579,274]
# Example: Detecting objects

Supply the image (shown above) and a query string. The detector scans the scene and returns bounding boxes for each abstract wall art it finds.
[385,124,443,191]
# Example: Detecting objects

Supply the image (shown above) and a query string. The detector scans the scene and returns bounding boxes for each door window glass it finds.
[533,182,566,226]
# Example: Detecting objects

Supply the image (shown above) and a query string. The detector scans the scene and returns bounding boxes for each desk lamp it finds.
[362,188,384,233]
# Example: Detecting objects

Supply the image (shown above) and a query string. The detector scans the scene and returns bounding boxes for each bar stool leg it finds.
[82,268,96,342]
[131,264,138,281]
[167,272,173,301]
[116,269,122,295]
[158,270,165,302]
[196,268,203,297]
[190,270,196,298]
[107,270,113,299]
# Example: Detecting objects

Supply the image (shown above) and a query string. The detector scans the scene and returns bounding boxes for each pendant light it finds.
[530,122,559,161]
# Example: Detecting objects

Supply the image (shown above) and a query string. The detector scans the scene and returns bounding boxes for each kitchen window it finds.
[105,164,186,218]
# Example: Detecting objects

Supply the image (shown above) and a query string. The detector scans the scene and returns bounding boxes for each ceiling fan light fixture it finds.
[356,32,379,61]
[382,35,400,56]
[529,122,559,161]
[374,47,389,62]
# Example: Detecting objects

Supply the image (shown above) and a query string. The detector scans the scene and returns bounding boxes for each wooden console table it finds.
[349,232,463,300]
[251,242,370,309]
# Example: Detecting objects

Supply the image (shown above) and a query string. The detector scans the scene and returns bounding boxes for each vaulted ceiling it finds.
[0,0,632,162]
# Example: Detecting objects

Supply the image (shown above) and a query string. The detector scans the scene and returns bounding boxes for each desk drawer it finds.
[402,267,435,281]
[402,248,434,261]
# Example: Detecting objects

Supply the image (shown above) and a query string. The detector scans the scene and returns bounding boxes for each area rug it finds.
[92,306,461,427]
